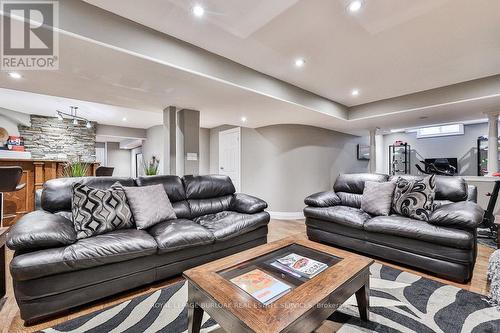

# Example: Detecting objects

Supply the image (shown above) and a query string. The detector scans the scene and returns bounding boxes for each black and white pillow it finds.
[392,175,436,221]
[72,182,134,239]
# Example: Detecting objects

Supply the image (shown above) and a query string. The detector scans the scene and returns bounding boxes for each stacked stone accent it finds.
[18,115,96,162]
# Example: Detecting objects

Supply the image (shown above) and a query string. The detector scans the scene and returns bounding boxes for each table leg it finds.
[355,280,369,321]
[188,303,204,333]
[0,244,5,298]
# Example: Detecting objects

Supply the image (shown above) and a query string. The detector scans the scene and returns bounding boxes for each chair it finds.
[0,166,25,226]
[95,166,114,177]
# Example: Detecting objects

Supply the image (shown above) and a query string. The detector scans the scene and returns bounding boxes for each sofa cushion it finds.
[42,177,136,213]
[183,175,235,199]
[124,184,177,229]
[195,211,270,241]
[333,173,389,194]
[336,192,363,208]
[72,182,135,239]
[361,181,396,216]
[188,195,233,219]
[135,175,186,202]
[364,215,474,249]
[392,175,436,221]
[147,219,215,254]
[304,191,341,207]
[10,229,158,281]
[303,206,371,230]
[429,201,484,230]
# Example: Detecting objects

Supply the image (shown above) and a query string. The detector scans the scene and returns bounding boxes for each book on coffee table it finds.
[276,253,328,278]
[230,269,291,305]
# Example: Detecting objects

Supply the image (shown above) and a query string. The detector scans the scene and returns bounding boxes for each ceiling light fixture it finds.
[348,0,363,13]
[8,72,22,79]
[192,5,205,17]
[56,106,92,129]
[351,89,360,96]
[241,117,247,122]
[294,58,306,67]
[122,117,127,122]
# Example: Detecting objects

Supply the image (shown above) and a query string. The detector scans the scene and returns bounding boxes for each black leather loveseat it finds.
[7,175,269,323]
[304,173,484,283]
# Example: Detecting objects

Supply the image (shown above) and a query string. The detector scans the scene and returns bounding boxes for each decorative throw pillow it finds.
[123,184,177,230]
[72,182,135,239]
[361,181,396,216]
[392,175,436,221]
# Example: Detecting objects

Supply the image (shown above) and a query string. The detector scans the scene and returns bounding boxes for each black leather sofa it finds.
[7,175,270,323]
[304,173,484,283]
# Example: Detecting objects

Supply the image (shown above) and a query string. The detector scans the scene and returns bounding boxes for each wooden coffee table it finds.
[183,236,373,333]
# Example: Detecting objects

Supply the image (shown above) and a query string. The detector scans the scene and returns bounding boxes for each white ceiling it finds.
[84,0,500,106]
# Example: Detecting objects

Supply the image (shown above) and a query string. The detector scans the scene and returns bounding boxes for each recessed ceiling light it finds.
[122,117,127,122]
[241,117,247,122]
[8,72,22,79]
[192,5,205,17]
[351,89,360,96]
[294,58,305,67]
[348,0,363,13]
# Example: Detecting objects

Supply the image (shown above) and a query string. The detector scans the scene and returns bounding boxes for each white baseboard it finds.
[269,211,305,220]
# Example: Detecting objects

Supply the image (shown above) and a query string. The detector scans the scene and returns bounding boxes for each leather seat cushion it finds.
[11,229,158,281]
[195,211,270,241]
[364,216,474,249]
[148,219,215,254]
[303,206,371,230]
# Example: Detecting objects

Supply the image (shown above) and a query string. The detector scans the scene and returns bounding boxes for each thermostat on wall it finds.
[186,153,198,161]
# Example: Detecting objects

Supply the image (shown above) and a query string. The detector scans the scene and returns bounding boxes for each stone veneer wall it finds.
[18,115,97,162]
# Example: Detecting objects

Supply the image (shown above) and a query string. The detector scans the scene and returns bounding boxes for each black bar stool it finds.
[95,166,114,177]
[0,166,25,227]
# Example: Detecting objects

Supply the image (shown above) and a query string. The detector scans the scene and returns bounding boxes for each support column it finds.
[375,134,384,174]
[162,106,177,175]
[369,128,378,173]
[487,112,499,176]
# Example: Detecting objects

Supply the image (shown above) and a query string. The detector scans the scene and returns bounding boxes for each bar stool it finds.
[0,166,25,227]
[95,166,114,177]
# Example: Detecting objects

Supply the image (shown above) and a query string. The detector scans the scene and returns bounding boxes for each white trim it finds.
[269,211,305,220]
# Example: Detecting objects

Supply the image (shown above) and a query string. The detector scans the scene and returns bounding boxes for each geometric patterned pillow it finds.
[392,175,436,221]
[72,182,134,239]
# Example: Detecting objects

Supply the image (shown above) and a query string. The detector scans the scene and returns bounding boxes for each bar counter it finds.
[0,158,98,226]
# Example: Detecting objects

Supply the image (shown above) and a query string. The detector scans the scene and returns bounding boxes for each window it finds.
[416,124,464,139]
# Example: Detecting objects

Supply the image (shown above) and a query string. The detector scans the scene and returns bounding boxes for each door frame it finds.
[218,127,241,192]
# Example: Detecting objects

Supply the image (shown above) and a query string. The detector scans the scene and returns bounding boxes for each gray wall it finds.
[106,142,131,177]
[382,122,487,176]
[209,124,369,212]
[142,125,164,174]
[199,128,210,175]
[18,115,96,161]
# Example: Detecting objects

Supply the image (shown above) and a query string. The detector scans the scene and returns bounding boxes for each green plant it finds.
[63,157,89,177]
[143,156,160,176]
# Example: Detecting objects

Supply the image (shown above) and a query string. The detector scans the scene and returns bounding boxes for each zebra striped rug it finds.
[40,263,500,332]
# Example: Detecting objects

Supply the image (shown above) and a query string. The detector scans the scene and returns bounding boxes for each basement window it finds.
[416,124,464,139]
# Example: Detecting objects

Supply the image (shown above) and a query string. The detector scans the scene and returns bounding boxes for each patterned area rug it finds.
[40,263,500,333]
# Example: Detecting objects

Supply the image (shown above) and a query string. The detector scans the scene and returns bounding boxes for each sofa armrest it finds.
[230,193,268,214]
[7,211,77,251]
[304,191,341,207]
[429,201,484,230]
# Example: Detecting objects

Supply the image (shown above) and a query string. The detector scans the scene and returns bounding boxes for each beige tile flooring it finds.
[0,219,495,333]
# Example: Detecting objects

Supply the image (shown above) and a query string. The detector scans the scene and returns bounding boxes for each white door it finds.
[219,127,241,192]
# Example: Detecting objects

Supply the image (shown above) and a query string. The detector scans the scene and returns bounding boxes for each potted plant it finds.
[63,156,89,177]
[143,156,160,176]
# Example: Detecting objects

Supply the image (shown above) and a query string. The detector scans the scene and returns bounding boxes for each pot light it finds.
[122,117,127,122]
[192,5,205,17]
[241,117,247,123]
[294,58,305,67]
[8,72,22,79]
[348,0,363,12]
[351,89,360,96]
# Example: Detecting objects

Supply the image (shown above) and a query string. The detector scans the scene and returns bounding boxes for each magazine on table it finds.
[230,269,291,305]
[275,253,328,278]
